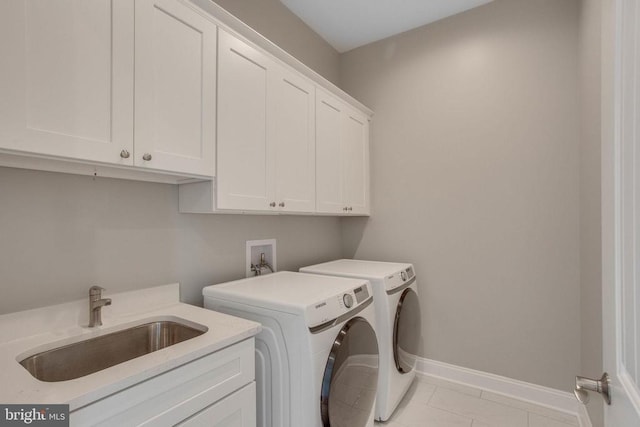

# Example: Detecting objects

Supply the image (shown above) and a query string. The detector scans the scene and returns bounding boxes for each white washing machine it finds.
[202,271,379,427]
[300,260,421,421]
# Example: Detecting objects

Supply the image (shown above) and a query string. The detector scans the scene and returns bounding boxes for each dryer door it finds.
[321,317,378,427]
[393,288,421,373]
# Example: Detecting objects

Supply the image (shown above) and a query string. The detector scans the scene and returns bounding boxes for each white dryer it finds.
[202,271,379,427]
[300,260,421,421]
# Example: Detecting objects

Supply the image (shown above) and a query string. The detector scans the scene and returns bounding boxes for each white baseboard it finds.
[415,357,592,427]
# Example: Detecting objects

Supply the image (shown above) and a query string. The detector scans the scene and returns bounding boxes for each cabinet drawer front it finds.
[176,382,256,427]
[70,338,255,427]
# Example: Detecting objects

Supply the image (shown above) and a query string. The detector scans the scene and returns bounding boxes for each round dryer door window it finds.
[393,288,421,373]
[321,317,379,427]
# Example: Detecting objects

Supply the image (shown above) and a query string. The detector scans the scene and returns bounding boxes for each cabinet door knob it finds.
[343,207,348,211]
[279,202,285,208]
[120,149,130,159]
[348,207,353,211]
[142,153,152,161]
[574,373,611,405]
[269,202,276,207]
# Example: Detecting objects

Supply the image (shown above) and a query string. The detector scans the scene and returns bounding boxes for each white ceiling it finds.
[279,0,494,53]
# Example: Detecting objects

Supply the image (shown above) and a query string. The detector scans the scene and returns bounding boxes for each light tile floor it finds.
[375,376,580,427]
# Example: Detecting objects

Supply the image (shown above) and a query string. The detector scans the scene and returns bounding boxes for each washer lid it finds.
[202,272,372,327]
[300,259,415,293]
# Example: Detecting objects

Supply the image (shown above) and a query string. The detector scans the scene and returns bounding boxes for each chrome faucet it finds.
[251,252,275,276]
[89,286,112,327]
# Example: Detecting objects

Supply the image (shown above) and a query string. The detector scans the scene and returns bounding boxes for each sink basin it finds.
[19,320,207,382]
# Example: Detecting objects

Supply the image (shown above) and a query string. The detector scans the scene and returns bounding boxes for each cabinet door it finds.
[70,338,255,426]
[315,90,345,214]
[342,108,370,215]
[217,29,276,210]
[134,0,216,176]
[271,67,316,213]
[0,0,134,165]
[177,382,256,427]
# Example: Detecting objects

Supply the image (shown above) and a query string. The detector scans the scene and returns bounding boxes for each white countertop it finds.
[0,284,261,411]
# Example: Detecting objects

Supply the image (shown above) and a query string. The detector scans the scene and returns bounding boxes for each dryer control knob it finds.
[343,294,354,308]
[401,271,408,281]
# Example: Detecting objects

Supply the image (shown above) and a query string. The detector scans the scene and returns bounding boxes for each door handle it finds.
[574,373,611,405]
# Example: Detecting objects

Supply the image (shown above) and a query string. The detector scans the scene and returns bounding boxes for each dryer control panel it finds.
[384,265,416,292]
[306,281,372,329]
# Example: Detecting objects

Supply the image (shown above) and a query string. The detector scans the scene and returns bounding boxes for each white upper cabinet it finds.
[342,108,370,215]
[0,0,216,178]
[216,29,315,212]
[135,0,216,176]
[271,67,316,213]
[316,92,345,213]
[316,89,370,215]
[217,29,273,210]
[1,0,370,212]
[0,0,135,165]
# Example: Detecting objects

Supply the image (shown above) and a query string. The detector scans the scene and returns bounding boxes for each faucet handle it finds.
[89,285,105,296]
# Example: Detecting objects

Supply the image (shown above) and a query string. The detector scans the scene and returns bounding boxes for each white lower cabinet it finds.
[177,382,256,427]
[69,338,255,427]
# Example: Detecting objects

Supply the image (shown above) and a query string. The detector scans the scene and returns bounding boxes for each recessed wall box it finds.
[246,239,277,277]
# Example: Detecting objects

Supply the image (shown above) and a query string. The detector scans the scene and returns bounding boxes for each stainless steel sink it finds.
[19,320,207,382]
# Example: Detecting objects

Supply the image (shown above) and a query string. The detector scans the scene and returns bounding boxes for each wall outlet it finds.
[246,239,277,277]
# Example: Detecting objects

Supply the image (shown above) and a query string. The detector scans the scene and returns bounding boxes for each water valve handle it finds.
[574,373,611,405]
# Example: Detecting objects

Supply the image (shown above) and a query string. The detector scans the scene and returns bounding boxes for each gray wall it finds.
[0,1,343,314]
[0,0,603,406]
[0,169,343,313]
[212,0,340,85]
[579,0,603,424]
[0,168,341,314]
[339,0,582,391]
